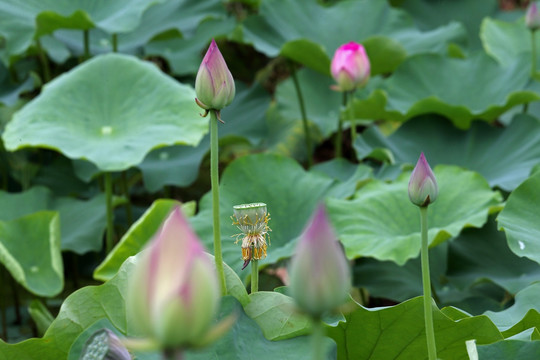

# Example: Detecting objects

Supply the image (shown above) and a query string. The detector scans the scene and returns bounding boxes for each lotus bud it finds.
[127,207,220,348]
[232,203,271,269]
[330,41,370,92]
[526,2,540,31]
[80,329,131,360]
[195,39,235,113]
[408,153,438,207]
[289,204,351,317]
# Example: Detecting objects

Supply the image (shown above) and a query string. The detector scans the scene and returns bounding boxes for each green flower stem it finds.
[121,171,134,226]
[348,91,357,144]
[532,30,537,77]
[112,34,118,53]
[289,63,313,168]
[251,258,259,293]
[83,30,90,60]
[36,40,51,82]
[420,206,437,360]
[104,172,115,254]
[311,318,325,360]
[1,266,7,340]
[210,110,227,295]
[9,274,21,325]
[335,92,347,158]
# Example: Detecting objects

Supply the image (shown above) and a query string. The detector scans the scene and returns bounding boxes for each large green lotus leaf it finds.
[473,339,540,360]
[54,0,227,57]
[448,217,540,295]
[242,0,466,75]
[485,283,540,335]
[137,82,271,192]
[0,186,106,254]
[311,158,372,199]
[497,171,540,265]
[1,54,208,172]
[190,153,335,275]
[327,297,502,360]
[0,63,34,106]
[0,0,163,64]
[0,211,63,297]
[401,0,498,49]
[243,291,310,341]
[480,17,540,66]
[350,52,538,129]
[93,199,180,281]
[327,166,502,265]
[354,114,540,191]
[275,67,341,138]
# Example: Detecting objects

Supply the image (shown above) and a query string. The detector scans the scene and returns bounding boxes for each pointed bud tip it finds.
[408,153,438,207]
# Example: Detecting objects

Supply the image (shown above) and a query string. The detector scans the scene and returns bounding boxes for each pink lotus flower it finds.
[526,2,540,30]
[127,206,220,348]
[289,205,351,316]
[330,42,370,92]
[195,39,235,111]
[408,153,438,207]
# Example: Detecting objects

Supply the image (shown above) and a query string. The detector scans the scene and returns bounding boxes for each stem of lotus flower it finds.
[36,40,51,82]
[532,30,537,77]
[348,90,357,145]
[420,206,437,360]
[112,34,118,53]
[210,110,227,295]
[289,63,313,168]
[335,92,347,158]
[83,30,90,60]
[311,318,325,360]
[251,258,259,293]
[104,172,115,254]
[121,172,134,226]
[0,266,7,340]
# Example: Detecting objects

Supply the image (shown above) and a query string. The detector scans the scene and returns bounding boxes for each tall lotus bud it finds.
[127,207,220,348]
[330,42,370,92]
[526,2,540,31]
[289,205,351,317]
[195,39,235,112]
[232,203,271,269]
[80,329,131,360]
[408,153,438,207]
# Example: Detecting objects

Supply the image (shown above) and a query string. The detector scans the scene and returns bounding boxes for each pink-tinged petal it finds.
[289,204,351,316]
[526,3,540,30]
[330,41,370,91]
[408,153,438,207]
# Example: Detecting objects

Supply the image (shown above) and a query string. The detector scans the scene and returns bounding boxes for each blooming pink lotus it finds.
[127,206,220,348]
[195,39,235,111]
[330,41,370,92]
[408,153,438,207]
[289,204,350,316]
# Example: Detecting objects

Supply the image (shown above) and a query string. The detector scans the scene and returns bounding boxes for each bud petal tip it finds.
[408,152,438,207]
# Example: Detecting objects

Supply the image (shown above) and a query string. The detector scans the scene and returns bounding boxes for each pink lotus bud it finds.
[195,39,235,111]
[127,207,220,348]
[330,42,370,92]
[289,205,351,316]
[526,2,540,30]
[408,153,438,207]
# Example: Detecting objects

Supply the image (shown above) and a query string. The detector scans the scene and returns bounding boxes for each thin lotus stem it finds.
[532,30,537,77]
[112,34,118,53]
[1,266,7,340]
[251,258,259,293]
[210,110,227,295]
[420,206,437,360]
[348,90,357,144]
[9,275,21,325]
[36,40,51,82]
[311,317,325,360]
[83,29,90,60]
[289,62,313,168]
[121,171,134,226]
[104,172,115,254]
[335,92,347,158]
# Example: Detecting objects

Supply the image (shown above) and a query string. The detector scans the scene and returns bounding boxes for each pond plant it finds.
[1,0,540,359]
